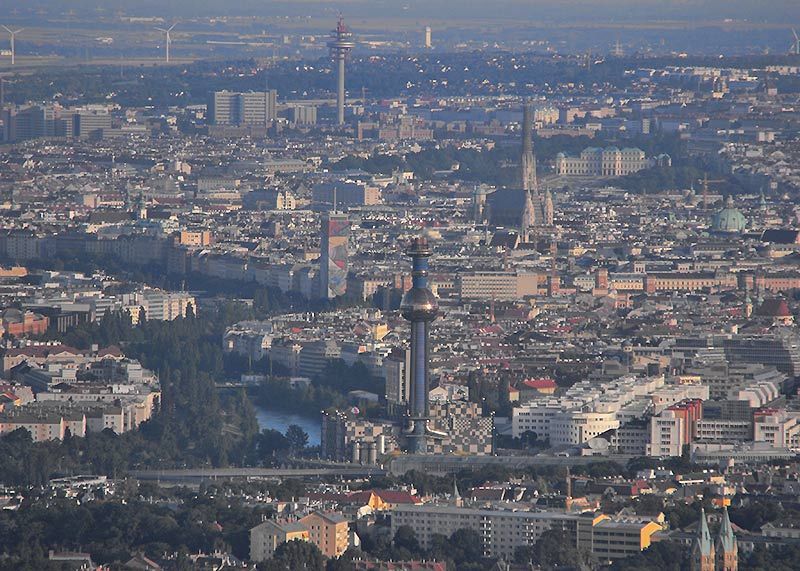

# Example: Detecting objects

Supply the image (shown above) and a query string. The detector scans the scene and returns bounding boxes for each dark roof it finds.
[490,230,520,249]
[761,229,800,244]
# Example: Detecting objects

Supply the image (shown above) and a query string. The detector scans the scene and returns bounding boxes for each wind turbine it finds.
[2,26,23,65]
[154,23,176,63]
[791,28,800,56]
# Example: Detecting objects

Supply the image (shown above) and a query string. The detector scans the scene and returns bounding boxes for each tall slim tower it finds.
[319,211,350,299]
[519,103,539,242]
[400,237,438,454]
[327,17,355,126]
[520,103,538,194]
[691,508,716,571]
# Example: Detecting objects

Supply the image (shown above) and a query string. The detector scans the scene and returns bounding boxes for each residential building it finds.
[298,511,350,558]
[249,520,309,562]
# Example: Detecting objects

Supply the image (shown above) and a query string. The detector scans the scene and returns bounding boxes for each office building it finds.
[208,90,277,126]
[312,181,381,208]
[456,271,539,301]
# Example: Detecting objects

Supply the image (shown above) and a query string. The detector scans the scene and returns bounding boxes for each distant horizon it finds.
[8,0,800,24]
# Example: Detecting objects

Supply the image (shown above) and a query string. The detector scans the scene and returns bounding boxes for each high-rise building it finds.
[319,211,349,299]
[400,237,439,454]
[384,348,411,412]
[208,90,277,126]
[73,108,112,139]
[327,17,355,126]
[424,26,432,49]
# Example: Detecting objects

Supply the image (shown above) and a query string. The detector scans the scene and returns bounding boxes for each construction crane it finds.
[698,173,726,211]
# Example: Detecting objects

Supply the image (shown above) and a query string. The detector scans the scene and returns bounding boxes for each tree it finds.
[393,525,421,554]
[611,541,687,571]
[271,539,324,571]
[530,528,591,570]
[285,425,309,454]
[447,528,484,565]
[326,547,362,571]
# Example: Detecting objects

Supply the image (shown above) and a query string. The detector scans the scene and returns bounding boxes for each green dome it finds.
[712,196,747,232]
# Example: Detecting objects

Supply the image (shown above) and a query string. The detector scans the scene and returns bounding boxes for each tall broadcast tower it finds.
[327,16,355,126]
[400,237,439,454]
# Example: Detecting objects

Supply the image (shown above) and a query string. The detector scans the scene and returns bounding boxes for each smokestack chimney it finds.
[400,237,438,454]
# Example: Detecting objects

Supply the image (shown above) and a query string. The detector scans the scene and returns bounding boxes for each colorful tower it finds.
[319,211,350,299]
[400,237,438,454]
[327,17,355,126]
[691,509,716,571]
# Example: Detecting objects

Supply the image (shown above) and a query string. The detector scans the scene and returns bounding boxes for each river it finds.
[253,404,321,446]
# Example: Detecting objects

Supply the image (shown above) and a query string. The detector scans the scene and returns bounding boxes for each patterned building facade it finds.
[319,211,350,299]
[321,400,493,463]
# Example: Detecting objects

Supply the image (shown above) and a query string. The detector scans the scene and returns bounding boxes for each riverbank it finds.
[253,403,321,446]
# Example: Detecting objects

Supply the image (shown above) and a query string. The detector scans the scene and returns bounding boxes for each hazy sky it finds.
[18,1,800,23]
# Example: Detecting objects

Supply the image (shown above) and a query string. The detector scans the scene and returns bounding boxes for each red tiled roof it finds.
[97,345,123,358]
[523,378,557,390]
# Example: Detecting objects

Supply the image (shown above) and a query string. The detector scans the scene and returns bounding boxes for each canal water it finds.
[253,405,321,446]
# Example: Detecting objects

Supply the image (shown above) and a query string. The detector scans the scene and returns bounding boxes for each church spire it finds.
[452,476,463,507]
[520,102,538,194]
[519,102,539,242]
[691,508,715,571]
[716,506,738,571]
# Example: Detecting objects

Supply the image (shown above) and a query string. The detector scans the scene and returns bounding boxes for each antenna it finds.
[2,26,24,66]
[154,23,177,63]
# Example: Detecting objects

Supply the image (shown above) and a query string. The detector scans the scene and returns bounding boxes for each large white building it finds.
[457,271,539,301]
[391,504,661,562]
[754,410,800,450]
[555,147,668,177]
[512,375,708,446]
[647,410,686,458]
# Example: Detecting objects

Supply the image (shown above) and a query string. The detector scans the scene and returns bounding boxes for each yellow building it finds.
[299,511,350,558]
[579,514,662,561]
[249,520,309,562]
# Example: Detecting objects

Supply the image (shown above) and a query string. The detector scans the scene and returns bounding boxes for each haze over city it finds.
[1,1,800,570]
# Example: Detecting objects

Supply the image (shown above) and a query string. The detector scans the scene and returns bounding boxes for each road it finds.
[129,466,387,482]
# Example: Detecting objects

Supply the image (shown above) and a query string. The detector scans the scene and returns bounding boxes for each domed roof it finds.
[711,196,747,232]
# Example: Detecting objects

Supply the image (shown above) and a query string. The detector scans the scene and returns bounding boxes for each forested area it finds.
[330,135,597,185]
[0,483,273,570]
[0,303,279,486]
